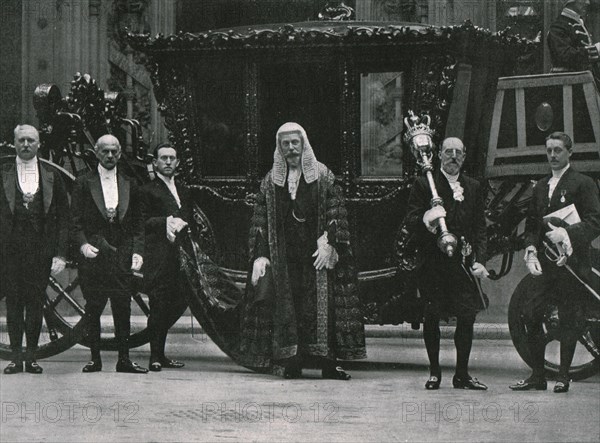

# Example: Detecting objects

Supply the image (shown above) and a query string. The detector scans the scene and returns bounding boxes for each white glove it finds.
[167,231,176,243]
[470,262,489,278]
[312,231,337,270]
[131,253,143,272]
[422,206,446,233]
[251,257,270,286]
[545,222,567,244]
[166,215,188,243]
[525,251,543,276]
[546,222,573,257]
[50,257,67,275]
[167,215,188,233]
[595,42,600,53]
[81,243,99,259]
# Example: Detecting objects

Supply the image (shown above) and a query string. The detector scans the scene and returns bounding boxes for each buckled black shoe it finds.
[425,375,441,390]
[509,377,547,391]
[553,380,570,393]
[322,366,351,381]
[25,361,43,374]
[149,362,162,372]
[82,360,102,373]
[3,361,23,375]
[452,374,487,390]
[116,359,149,374]
[160,359,185,369]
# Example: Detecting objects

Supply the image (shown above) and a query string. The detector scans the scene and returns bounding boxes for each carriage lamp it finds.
[404,111,458,257]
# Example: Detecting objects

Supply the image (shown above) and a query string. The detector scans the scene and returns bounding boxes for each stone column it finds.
[427,0,496,30]
[1,0,22,139]
[21,0,56,122]
[20,0,110,123]
[355,0,426,22]
[148,0,176,145]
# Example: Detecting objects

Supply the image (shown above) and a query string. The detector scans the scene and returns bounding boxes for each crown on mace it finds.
[403,110,435,145]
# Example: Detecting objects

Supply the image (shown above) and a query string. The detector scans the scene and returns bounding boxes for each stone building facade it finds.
[1,0,598,143]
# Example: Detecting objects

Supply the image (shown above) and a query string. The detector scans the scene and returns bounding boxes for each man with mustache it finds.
[140,143,190,371]
[510,132,600,393]
[1,125,69,374]
[405,137,489,390]
[71,134,148,374]
[238,122,366,379]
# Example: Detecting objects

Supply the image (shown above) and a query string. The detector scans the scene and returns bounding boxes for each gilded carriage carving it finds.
[2,11,598,381]
[127,20,534,320]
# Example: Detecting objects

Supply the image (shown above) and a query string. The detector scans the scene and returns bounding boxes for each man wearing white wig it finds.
[239,122,366,379]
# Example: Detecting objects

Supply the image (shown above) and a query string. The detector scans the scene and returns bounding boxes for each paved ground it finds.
[1,334,598,443]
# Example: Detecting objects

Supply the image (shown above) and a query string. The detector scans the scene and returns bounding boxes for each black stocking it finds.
[423,311,441,377]
[455,316,474,378]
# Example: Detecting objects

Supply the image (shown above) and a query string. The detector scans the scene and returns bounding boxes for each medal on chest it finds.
[560,190,566,204]
[22,191,36,209]
[106,207,117,223]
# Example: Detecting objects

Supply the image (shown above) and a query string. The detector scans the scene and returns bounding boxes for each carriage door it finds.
[258,59,341,176]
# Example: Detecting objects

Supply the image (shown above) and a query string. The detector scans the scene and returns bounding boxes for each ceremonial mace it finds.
[404,111,458,257]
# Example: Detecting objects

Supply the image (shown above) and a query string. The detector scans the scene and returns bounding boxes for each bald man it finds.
[405,137,489,390]
[1,125,69,374]
[71,135,147,374]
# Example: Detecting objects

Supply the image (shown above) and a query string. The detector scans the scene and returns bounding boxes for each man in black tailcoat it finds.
[405,137,489,390]
[0,124,69,374]
[510,131,600,393]
[71,134,148,374]
[140,143,191,371]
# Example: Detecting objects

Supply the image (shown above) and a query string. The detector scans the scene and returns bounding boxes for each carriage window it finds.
[193,59,246,177]
[360,72,404,176]
[258,62,341,176]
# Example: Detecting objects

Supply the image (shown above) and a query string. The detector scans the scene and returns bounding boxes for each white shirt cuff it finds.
[524,245,537,261]
[562,231,573,256]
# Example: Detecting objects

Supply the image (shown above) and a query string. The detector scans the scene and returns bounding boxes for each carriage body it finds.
[128,20,532,324]
[8,19,598,381]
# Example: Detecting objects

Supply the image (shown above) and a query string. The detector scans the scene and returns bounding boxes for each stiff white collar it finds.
[98,164,117,179]
[15,156,39,194]
[551,163,570,180]
[16,156,38,167]
[156,172,175,185]
[440,168,459,184]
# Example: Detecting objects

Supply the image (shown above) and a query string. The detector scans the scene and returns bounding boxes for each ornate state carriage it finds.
[2,16,599,380]
[126,20,533,324]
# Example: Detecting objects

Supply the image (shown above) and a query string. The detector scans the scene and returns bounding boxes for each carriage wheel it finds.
[0,286,87,360]
[508,274,600,381]
[0,267,176,360]
[0,161,159,360]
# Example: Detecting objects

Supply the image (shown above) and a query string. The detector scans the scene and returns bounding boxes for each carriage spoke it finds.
[41,305,60,342]
[46,276,86,316]
[132,292,151,317]
[578,330,600,360]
